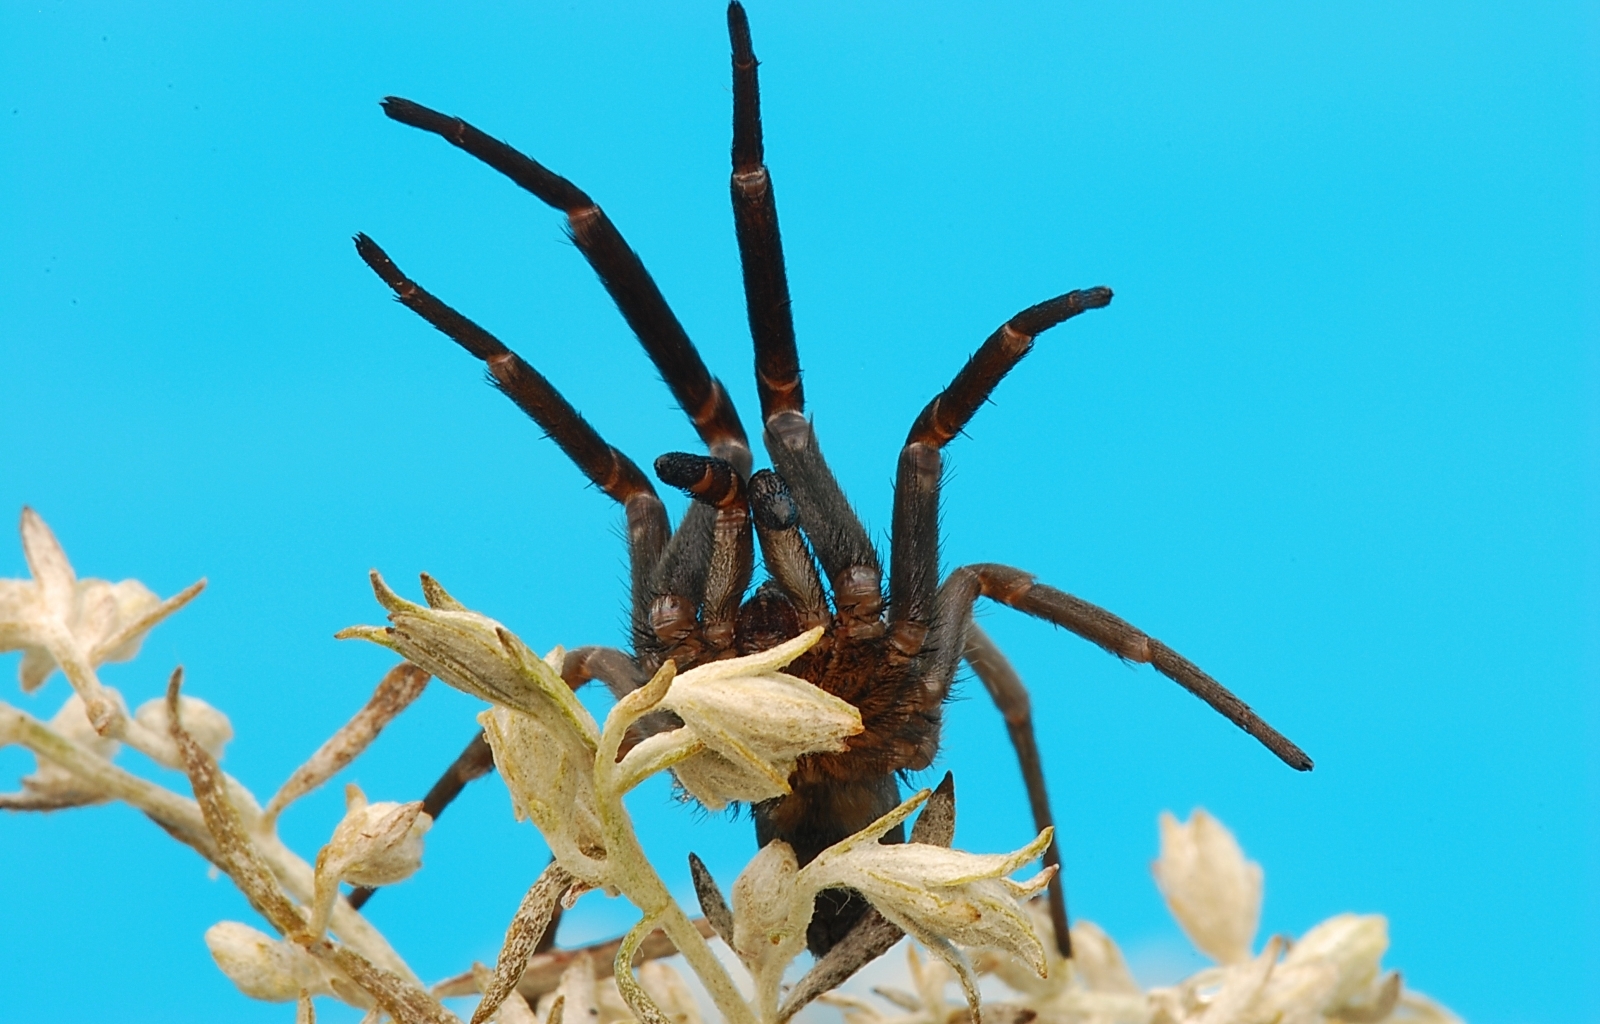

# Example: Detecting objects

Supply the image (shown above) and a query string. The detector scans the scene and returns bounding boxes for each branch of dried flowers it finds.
[166,666,457,1022]
[341,573,1061,1024]
[8,508,1464,1024]
[0,511,428,989]
[0,665,415,979]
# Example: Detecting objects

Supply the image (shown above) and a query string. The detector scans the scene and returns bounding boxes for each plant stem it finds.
[593,739,755,1024]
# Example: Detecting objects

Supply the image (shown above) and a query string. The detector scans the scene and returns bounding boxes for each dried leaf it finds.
[266,662,430,822]
[908,772,956,847]
[778,910,902,1023]
[470,963,541,1024]
[472,862,575,1024]
[687,853,733,946]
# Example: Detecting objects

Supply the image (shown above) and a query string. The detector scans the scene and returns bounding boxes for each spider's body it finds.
[355,3,1310,959]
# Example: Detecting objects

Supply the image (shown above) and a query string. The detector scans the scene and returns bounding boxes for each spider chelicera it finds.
[348,1,1311,965]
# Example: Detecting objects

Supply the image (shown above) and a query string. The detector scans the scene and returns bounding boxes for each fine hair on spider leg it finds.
[351,0,1311,968]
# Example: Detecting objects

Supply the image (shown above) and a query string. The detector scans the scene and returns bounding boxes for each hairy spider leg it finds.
[746,469,829,629]
[728,1,801,423]
[654,454,755,653]
[918,561,1316,946]
[883,286,1112,954]
[932,564,1315,771]
[379,97,752,476]
[376,96,784,669]
[722,6,881,634]
[959,624,1072,957]
[353,235,671,661]
[889,287,1115,638]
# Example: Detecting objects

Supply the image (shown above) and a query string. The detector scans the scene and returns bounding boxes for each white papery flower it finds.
[0,509,164,693]
[802,797,1054,976]
[643,627,861,810]
[480,687,608,883]
[341,573,610,881]
[1152,809,1263,965]
[1260,914,1399,1023]
[130,693,233,768]
[309,784,430,934]
[340,572,588,723]
[727,839,807,1011]
[205,921,368,1007]
[965,810,1464,1024]
[793,789,1055,1023]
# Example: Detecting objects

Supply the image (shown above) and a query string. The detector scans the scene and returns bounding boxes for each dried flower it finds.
[130,693,233,769]
[339,573,588,727]
[0,509,201,736]
[205,921,367,1006]
[479,681,607,881]
[1152,808,1263,965]
[311,784,430,934]
[1,509,1467,1024]
[964,809,1465,1024]
[0,509,163,691]
[727,840,806,1012]
[802,792,1054,979]
[624,627,861,810]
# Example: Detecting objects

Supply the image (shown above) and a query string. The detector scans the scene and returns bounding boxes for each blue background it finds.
[2,3,1594,1022]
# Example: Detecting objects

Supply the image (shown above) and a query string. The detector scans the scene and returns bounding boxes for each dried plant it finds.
[1,509,1462,1024]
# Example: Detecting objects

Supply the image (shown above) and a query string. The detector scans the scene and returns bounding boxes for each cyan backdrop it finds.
[2,3,1594,1022]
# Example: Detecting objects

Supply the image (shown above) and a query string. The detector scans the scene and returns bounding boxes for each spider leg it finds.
[721,5,878,628]
[727,2,801,422]
[961,623,1071,958]
[562,645,652,697]
[747,470,828,628]
[765,413,883,632]
[655,454,755,654]
[933,563,1315,771]
[636,502,714,665]
[354,235,672,661]
[889,288,1113,643]
[380,97,752,475]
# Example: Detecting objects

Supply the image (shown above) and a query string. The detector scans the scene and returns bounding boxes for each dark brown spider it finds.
[349,1,1311,966]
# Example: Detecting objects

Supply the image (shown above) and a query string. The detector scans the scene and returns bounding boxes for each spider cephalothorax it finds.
[353,2,1310,959]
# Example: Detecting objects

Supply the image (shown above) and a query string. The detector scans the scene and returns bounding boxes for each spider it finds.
[349,2,1311,963]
